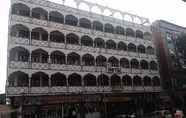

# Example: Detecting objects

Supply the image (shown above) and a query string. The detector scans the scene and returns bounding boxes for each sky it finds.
[0,0,186,93]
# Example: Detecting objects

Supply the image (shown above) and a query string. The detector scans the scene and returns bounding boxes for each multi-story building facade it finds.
[152,20,186,109]
[6,0,161,117]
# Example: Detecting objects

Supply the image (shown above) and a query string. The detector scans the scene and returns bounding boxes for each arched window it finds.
[133,76,142,86]
[82,54,95,66]
[152,76,160,86]
[11,24,29,38]
[31,28,48,41]
[118,42,127,51]
[94,38,105,48]
[106,40,116,49]
[31,72,49,87]
[120,58,130,68]
[115,26,125,35]
[66,33,79,45]
[104,23,114,33]
[9,47,29,62]
[65,15,78,26]
[147,46,155,55]
[51,73,66,86]
[96,55,107,66]
[131,59,139,69]
[122,75,132,86]
[143,76,152,86]
[32,7,48,20]
[79,18,91,29]
[8,71,29,87]
[150,61,158,70]
[93,21,103,31]
[31,49,48,63]
[108,56,119,67]
[49,11,64,23]
[84,74,96,86]
[68,73,82,86]
[50,31,65,43]
[144,32,151,40]
[140,60,149,70]
[11,3,30,17]
[51,51,66,64]
[138,45,146,53]
[111,74,121,86]
[81,35,93,47]
[97,74,109,86]
[136,30,143,39]
[67,52,80,65]
[128,43,136,52]
[126,28,135,37]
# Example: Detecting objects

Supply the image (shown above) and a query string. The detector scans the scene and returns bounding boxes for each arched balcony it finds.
[138,45,146,53]
[93,21,103,31]
[9,47,29,62]
[111,74,121,86]
[11,3,30,17]
[122,75,132,86]
[51,73,66,86]
[115,26,125,35]
[144,32,151,40]
[66,33,79,45]
[147,46,155,55]
[31,28,48,41]
[120,58,130,68]
[49,11,64,24]
[31,49,48,63]
[97,74,109,86]
[96,55,107,66]
[82,54,95,66]
[8,71,29,87]
[128,43,136,52]
[143,76,152,86]
[81,35,93,47]
[68,73,82,86]
[126,28,135,37]
[133,76,142,86]
[152,76,160,86]
[131,59,139,69]
[67,52,80,65]
[32,7,48,20]
[31,72,49,87]
[140,60,149,70]
[104,23,114,33]
[50,51,66,64]
[136,30,143,39]
[65,15,78,26]
[150,61,158,70]
[94,38,105,48]
[83,74,97,86]
[79,18,91,29]
[106,40,116,50]
[108,56,119,67]
[50,31,65,43]
[11,24,29,38]
[118,42,127,51]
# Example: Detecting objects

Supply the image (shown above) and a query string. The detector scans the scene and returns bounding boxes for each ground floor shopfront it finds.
[10,93,161,118]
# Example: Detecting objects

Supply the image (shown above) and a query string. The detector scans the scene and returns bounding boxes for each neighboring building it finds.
[152,20,186,109]
[6,0,161,117]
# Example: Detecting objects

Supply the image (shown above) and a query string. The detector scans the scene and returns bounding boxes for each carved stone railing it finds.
[50,64,66,70]
[141,69,150,74]
[121,68,131,73]
[97,87,111,92]
[123,86,133,92]
[68,87,83,93]
[6,87,28,95]
[133,86,145,92]
[139,53,148,58]
[127,37,136,42]
[32,63,49,70]
[50,87,67,93]
[11,15,31,23]
[107,49,118,55]
[50,42,65,49]
[82,66,96,72]
[30,87,49,94]
[96,67,106,72]
[31,39,49,47]
[144,86,154,92]
[128,52,139,58]
[9,61,29,69]
[117,50,128,56]
[84,87,98,92]
[32,18,48,27]
[150,70,159,74]
[153,86,162,92]
[66,44,81,50]
[66,65,81,71]
[131,69,141,74]
[10,37,30,45]
[81,46,96,53]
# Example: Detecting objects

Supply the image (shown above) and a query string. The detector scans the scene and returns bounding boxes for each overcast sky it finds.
[0,0,186,93]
